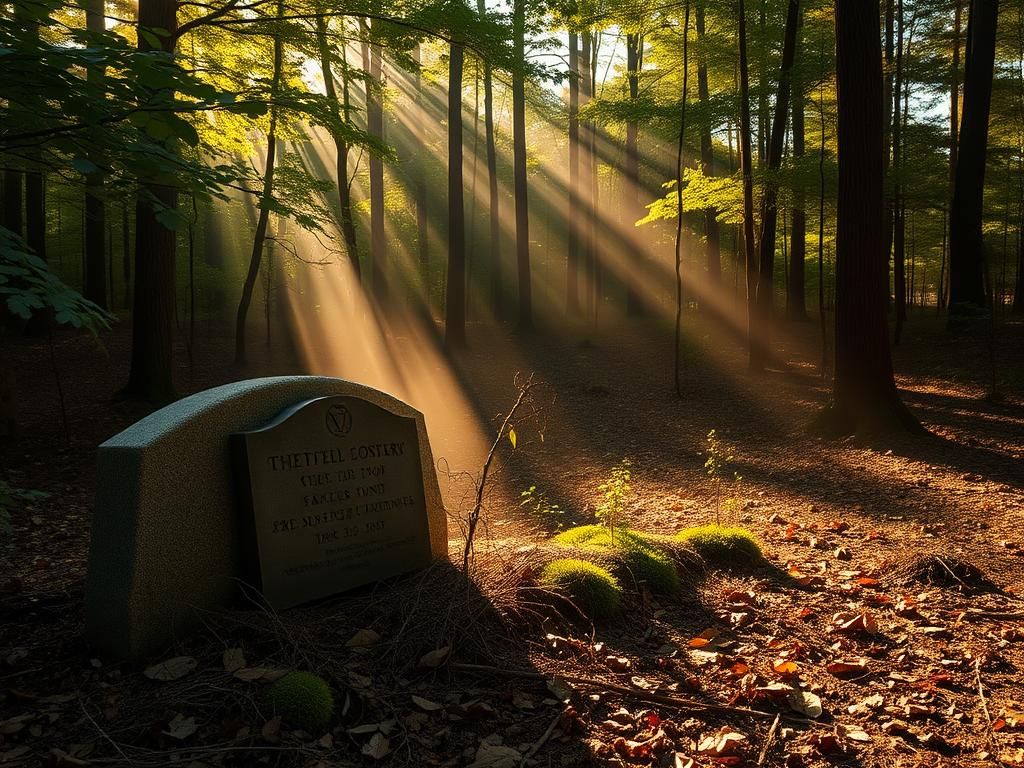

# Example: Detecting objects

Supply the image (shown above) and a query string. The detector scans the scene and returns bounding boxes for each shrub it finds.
[263,671,335,732]
[676,525,763,566]
[539,559,622,620]
[621,546,681,595]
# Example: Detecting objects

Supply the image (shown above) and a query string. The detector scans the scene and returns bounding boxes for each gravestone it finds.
[85,377,447,659]
[232,395,433,609]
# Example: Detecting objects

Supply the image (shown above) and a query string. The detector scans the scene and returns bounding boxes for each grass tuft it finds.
[675,525,763,566]
[552,525,680,595]
[539,558,623,620]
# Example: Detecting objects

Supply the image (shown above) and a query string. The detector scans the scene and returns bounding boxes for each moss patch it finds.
[539,558,623,619]
[676,525,763,566]
[552,525,680,594]
[263,671,335,733]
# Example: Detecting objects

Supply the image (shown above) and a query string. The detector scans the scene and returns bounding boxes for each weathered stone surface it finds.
[232,395,434,609]
[85,377,446,659]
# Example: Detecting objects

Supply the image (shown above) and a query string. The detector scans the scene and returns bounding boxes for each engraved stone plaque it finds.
[232,395,434,609]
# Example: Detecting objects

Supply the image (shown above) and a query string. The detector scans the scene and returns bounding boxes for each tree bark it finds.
[892,0,906,342]
[816,0,918,437]
[234,0,284,366]
[751,0,800,370]
[414,44,429,283]
[949,0,999,315]
[124,0,177,401]
[738,0,758,355]
[696,4,720,290]
[787,5,807,322]
[444,40,466,347]
[625,31,647,314]
[364,22,386,299]
[315,15,360,278]
[512,0,532,331]
[83,0,107,309]
[476,0,501,318]
[567,30,581,314]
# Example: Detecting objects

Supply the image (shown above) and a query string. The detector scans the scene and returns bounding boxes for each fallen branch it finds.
[757,714,781,766]
[451,662,821,724]
[519,709,561,767]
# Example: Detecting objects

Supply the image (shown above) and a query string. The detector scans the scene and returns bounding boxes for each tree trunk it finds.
[364,24,386,299]
[414,44,429,283]
[751,0,800,370]
[567,30,581,314]
[817,0,918,437]
[625,31,647,314]
[882,0,894,293]
[124,0,177,402]
[892,0,906,342]
[234,0,283,366]
[949,0,999,314]
[315,16,360,277]
[512,0,532,331]
[476,0,501,319]
[580,30,596,319]
[950,0,962,207]
[83,0,107,309]
[787,5,807,322]
[1,171,22,237]
[738,0,758,355]
[696,4,720,290]
[445,41,466,347]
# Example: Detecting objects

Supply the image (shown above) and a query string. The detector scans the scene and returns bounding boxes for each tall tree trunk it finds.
[512,0,532,330]
[949,0,999,314]
[476,0,501,319]
[124,0,177,401]
[1,170,22,237]
[751,0,800,371]
[315,16,360,277]
[696,4,720,289]
[414,44,429,283]
[83,0,107,309]
[882,0,894,292]
[817,0,918,437]
[234,0,283,366]
[580,30,596,319]
[787,5,807,321]
[445,41,466,347]
[892,0,907,343]
[950,0,962,207]
[757,0,768,165]
[122,200,131,309]
[567,30,581,314]
[738,0,758,357]
[625,31,647,314]
[364,23,386,300]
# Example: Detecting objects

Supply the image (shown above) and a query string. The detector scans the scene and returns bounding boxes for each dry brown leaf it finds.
[418,646,450,669]
[222,648,246,672]
[361,733,391,760]
[346,628,382,648]
[164,714,198,740]
[144,656,197,681]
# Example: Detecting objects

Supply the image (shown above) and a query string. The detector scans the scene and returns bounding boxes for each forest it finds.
[1,0,1024,766]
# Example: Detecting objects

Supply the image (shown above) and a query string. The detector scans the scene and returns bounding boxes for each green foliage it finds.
[551,525,680,595]
[263,671,335,733]
[676,525,763,566]
[520,485,564,529]
[0,480,49,536]
[703,429,740,526]
[596,458,632,543]
[539,558,622,620]
[0,227,114,333]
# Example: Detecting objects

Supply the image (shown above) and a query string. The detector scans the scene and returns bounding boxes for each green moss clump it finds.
[539,558,623,619]
[676,525,763,565]
[621,546,681,594]
[263,671,335,732]
[552,525,680,595]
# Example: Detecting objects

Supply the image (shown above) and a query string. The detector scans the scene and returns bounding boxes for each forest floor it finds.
[1,308,1023,767]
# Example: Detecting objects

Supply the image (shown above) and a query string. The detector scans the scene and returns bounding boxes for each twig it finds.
[462,374,536,576]
[451,662,793,721]
[519,710,561,767]
[961,609,1024,621]
[757,714,781,766]
[975,657,998,756]
[81,700,135,766]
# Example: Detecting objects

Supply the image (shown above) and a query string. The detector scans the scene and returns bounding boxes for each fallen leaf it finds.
[164,714,198,740]
[261,716,281,743]
[411,695,443,712]
[144,656,197,681]
[418,646,450,669]
[469,739,521,768]
[361,733,391,760]
[827,658,868,676]
[546,677,573,701]
[222,648,246,672]
[697,727,748,757]
[346,628,382,648]
[788,690,823,719]
[233,667,287,683]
